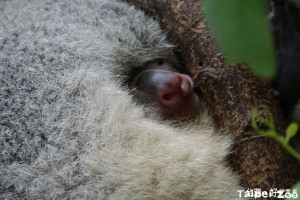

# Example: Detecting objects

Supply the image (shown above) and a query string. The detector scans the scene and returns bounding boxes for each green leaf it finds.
[203,0,277,79]
[290,181,300,199]
[286,122,299,142]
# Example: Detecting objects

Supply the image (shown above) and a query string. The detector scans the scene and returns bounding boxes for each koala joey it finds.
[0,0,245,199]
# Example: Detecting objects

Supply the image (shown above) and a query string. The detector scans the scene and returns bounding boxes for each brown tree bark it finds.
[124,0,299,195]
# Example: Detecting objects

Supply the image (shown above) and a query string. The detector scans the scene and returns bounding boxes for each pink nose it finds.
[159,74,193,108]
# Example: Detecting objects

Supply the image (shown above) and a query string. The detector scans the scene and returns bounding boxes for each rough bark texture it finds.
[124,0,300,194]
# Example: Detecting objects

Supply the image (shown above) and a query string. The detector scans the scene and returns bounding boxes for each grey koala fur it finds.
[0,0,244,199]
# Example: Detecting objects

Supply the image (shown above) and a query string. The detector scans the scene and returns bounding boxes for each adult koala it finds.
[0,0,244,199]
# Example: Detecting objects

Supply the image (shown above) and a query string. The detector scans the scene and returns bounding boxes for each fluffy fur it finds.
[0,0,243,199]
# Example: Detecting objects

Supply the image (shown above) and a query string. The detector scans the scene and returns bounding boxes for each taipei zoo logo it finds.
[237,188,298,199]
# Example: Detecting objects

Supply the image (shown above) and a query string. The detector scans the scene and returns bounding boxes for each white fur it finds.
[0,0,244,199]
